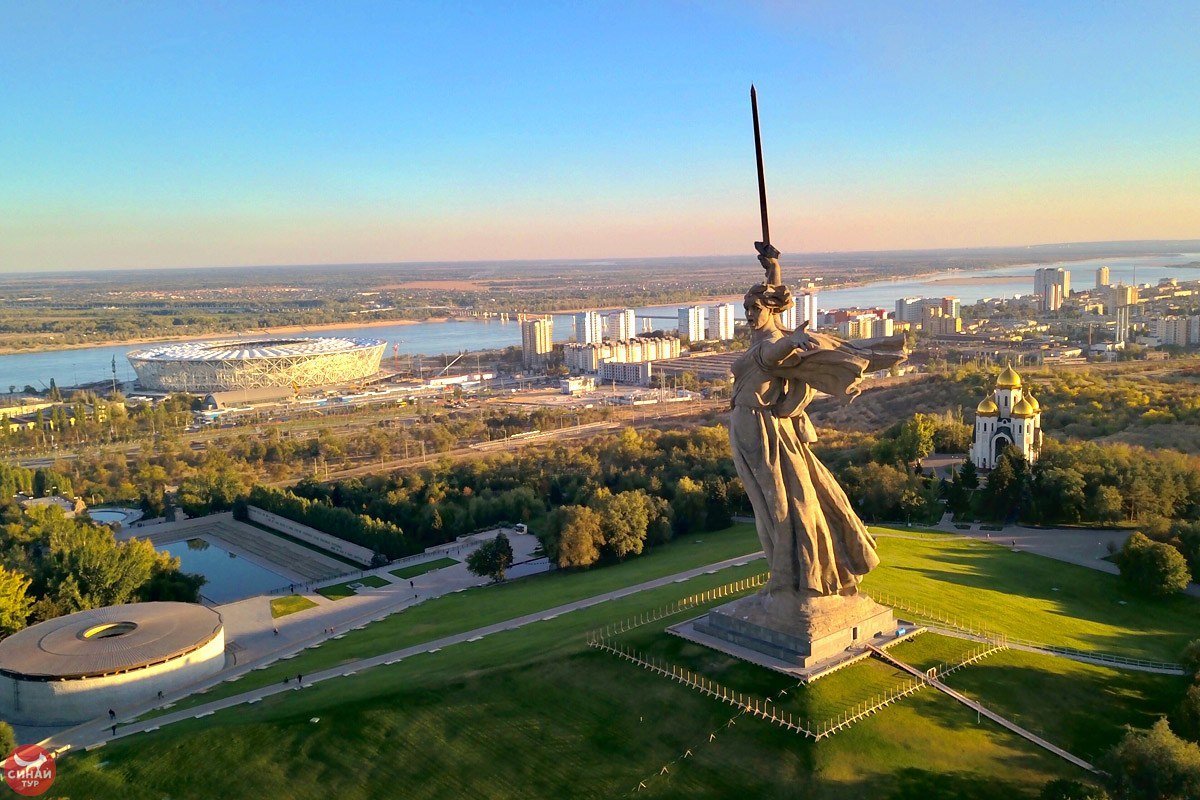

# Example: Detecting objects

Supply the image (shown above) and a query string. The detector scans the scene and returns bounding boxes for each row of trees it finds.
[238,486,413,561]
[0,503,203,636]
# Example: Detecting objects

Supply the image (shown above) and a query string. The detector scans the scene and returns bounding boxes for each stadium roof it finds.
[128,337,385,362]
[0,602,223,680]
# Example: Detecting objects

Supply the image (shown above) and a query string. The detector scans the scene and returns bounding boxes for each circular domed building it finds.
[0,602,225,726]
[970,365,1044,470]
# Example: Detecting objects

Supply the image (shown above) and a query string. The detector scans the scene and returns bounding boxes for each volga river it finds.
[2,253,1197,390]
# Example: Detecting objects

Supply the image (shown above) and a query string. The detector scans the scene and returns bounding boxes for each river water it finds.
[2,253,1196,390]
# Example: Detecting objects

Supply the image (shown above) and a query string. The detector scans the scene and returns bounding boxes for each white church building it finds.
[971,365,1043,469]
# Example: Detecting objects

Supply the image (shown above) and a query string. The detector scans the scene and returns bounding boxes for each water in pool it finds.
[159,537,289,604]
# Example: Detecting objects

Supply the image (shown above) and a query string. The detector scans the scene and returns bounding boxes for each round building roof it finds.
[0,602,222,680]
[127,336,385,362]
[996,365,1022,389]
[1012,397,1037,417]
[976,397,999,416]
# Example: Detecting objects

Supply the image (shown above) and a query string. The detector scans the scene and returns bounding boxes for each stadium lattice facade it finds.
[127,337,386,392]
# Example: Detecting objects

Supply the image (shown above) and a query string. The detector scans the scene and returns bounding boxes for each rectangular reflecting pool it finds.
[159,537,289,604]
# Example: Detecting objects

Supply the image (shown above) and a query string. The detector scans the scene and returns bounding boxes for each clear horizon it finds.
[2,2,1198,272]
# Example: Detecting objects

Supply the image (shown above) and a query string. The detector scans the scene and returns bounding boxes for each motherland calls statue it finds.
[694,89,905,670]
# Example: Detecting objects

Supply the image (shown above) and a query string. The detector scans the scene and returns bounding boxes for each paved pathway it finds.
[43,550,766,755]
[868,644,1098,774]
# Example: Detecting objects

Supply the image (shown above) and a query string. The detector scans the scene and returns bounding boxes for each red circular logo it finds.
[4,745,56,796]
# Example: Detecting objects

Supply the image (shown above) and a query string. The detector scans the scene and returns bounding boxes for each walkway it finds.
[42,550,766,754]
[867,644,1098,774]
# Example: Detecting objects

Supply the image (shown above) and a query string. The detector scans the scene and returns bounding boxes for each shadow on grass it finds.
[884,768,1037,800]
[881,541,1198,659]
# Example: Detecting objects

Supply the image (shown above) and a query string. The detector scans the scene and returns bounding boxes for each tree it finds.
[1101,719,1200,800]
[958,459,979,492]
[895,414,936,464]
[466,533,514,582]
[670,477,707,536]
[1117,532,1191,598]
[592,489,651,560]
[1095,486,1127,524]
[549,506,605,569]
[0,566,32,635]
[1181,640,1200,679]
[0,721,14,758]
[1171,684,1200,743]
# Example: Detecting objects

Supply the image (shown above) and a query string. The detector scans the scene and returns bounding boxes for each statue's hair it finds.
[744,282,794,315]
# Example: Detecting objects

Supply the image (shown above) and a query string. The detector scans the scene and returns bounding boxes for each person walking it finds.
[108,708,116,721]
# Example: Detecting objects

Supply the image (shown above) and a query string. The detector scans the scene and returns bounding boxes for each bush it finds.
[1117,532,1192,598]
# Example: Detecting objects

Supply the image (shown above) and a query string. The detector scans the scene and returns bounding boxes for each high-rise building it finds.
[678,306,706,341]
[895,297,924,323]
[796,292,819,329]
[608,309,636,342]
[707,303,735,341]
[574,311,603,344]
[1096,266,1111,289]
[777,304,798,331]
[1035,268,1070,311]
[521,316,554,369]
[1109,283,1139,312]
[940,297,961,319]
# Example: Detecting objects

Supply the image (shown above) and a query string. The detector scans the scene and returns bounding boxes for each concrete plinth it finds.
[693,591,897,669]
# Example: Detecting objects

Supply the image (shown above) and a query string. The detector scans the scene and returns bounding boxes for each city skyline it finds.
[2,2,1198,273]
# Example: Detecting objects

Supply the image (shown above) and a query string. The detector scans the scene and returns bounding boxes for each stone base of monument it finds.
[674,591,918,682]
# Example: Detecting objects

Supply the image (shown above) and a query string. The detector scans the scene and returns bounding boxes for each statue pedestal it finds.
[684,591,904,679]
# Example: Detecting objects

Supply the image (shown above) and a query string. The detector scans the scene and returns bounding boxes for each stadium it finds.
[127,336,387,393]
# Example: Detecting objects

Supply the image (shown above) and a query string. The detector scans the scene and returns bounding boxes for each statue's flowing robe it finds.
[729,332,906,596]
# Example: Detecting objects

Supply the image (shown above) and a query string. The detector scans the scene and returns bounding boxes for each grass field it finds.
[390,556,459,579]
[51,525,1198,800]
[270,595,319,618]
[316,574,390,600]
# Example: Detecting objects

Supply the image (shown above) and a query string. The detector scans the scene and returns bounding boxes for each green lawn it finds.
[864,528,1197,662]
[316,574,391,600]
[390,556,459,579]
[270,595,319,618]
[53,524,1198,799]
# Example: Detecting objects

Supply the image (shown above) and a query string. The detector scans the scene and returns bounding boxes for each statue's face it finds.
[745,301,773,331]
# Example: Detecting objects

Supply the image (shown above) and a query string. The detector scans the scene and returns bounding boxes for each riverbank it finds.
[0,316,454,357]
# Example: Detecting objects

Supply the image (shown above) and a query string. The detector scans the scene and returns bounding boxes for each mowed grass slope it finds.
[52,525,1198,799]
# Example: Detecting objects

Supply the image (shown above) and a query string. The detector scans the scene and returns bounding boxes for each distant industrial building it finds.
[521,316,554,369]
[678,306,707,341]
[574,311,604,344]
[708,303,736,341]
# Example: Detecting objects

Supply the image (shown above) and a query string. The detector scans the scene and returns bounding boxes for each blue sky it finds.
[1,2,1198,271]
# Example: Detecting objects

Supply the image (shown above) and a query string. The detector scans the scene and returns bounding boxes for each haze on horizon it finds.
[1,2,1198,274]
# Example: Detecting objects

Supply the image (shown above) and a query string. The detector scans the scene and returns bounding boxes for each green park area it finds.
[316,574,391,601]
[54,525,1197,799]
[390,556,459,580]
[270,595,319,618]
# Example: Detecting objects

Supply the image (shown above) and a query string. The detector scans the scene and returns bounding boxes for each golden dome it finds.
[996,365,1022,389]
[1012,397,1036,417]
[976,397,998,416]
[1026,393,1040,412]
